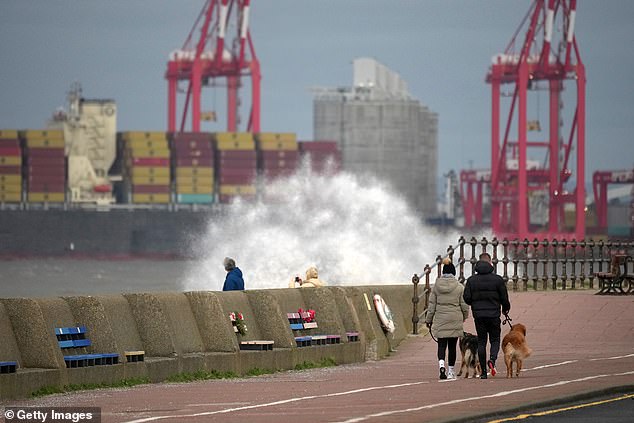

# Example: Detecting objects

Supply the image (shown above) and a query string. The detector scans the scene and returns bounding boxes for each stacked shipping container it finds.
[256,133,299,180]
[171,132,214,204]
[298,141,341,173]
[215,132,257,203]
[24,130,66,203]
[122,132,171,204]
[0,130,22,203]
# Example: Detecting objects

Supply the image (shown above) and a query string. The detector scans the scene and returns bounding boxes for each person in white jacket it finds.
[289,266,327,288]
[425,258,469,380]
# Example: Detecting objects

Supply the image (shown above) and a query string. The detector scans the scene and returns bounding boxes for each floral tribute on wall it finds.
[229,312,248,336]
[297,308,315,323]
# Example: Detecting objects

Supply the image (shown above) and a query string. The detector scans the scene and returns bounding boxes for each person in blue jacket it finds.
[222,257,244,291]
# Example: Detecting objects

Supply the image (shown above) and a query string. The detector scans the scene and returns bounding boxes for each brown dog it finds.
[502,323,532,378]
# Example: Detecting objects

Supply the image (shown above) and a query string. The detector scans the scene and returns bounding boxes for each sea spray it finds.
[184,163,459,290]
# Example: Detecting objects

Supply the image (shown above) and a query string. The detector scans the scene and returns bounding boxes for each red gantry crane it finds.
[166,0,260,133]
[593,169,634,232]
[484,0,585,240]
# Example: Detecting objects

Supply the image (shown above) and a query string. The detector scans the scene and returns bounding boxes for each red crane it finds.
[166,0,260,133]
[486,0,585,240]
[593,169,634,231]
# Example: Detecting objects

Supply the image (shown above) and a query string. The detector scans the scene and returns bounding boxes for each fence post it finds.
[412,273,420,335]
[541,238,549,290]
[588,238,595,289]
[522,238,530,291]
[532,238,540,289]
[570,239,578,289]
[502,238,510,284]
[551,239,559,290]
[458,236,466,284]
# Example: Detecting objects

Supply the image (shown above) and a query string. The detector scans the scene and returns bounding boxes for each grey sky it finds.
[1,1,633,192]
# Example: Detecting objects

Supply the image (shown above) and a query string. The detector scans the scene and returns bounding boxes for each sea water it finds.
[185,161,459,291]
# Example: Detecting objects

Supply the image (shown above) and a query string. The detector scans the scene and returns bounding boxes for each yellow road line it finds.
[487,392,634,422]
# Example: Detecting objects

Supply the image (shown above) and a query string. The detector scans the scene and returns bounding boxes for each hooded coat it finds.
[289,266,327,288]
[463,261,510,319]
[223,267,244,291]
[425,274,469,338]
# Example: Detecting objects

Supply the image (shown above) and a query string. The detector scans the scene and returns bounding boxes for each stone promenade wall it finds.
[0,285,413,399]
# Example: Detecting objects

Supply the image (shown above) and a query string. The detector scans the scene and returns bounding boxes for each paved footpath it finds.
[3,291,634,423]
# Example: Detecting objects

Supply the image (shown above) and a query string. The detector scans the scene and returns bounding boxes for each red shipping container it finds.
[262,168,296,179]
[218,167,257,176]
[173,149,213,159]
[29,174,66,184]
[219,174,256,185]
[298,141,339,151]
[175,157,213,167]
[261,158,299,169]
[27,166,65,176]
[0,147,21,156]
[217,158,257,168]
[130,158,170,166]
[0,139,20,148]
[28,182,65,191]
[219,194,255,204]
[27,148,65,158]
[27,157,65,166]
[0,166,22,175]
[260,150,300,160]
[132,184,170,194]
[217,150,256,160]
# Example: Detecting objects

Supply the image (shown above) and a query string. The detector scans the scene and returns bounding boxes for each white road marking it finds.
[121,381,428,423]
[332,370,634,423]
[590,353,634,361]
[521,360,578,371]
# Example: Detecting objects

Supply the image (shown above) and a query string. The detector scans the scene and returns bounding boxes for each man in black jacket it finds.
[463,252,510,379]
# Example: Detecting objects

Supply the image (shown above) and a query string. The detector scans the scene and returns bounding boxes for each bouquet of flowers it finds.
[229,312,248,336]
[297,308,315,323]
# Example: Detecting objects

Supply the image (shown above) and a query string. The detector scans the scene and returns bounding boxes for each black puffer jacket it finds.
[463,261,510,319]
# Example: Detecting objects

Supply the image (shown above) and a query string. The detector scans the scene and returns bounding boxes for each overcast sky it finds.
[1,1,633,190]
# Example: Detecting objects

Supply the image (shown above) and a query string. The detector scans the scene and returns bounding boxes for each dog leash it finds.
[502,312,513,327]
[425,323,438,343]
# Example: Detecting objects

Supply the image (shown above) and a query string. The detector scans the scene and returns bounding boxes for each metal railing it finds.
[411,237,634,335]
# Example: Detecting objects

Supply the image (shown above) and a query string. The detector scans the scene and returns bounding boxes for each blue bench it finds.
[55,326,119,368]
[0,361,17,373]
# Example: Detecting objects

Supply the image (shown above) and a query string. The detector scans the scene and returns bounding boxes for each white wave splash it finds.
[184,162,458,290]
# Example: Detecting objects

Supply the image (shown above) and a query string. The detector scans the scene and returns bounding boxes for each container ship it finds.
[0,85,341,258]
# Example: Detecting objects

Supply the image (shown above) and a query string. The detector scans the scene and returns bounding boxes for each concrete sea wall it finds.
[0,285,416,399]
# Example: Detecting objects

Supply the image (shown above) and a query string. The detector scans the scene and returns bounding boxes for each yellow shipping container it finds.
[175,184,214,194]
[219,184,256,195]
[23,130,64,140]
[0,130,19,139]
[130,167,170,178]
[131,175,171,185]
[0,175,21,184]
[256,132,296,143]
[126,138,169,150]
[215,132,255,150]
[26,138,65,148]
[131,193,170,204]
[0,156,21,166]
[258,139,298,151]
[176,175,214,186]
[126,148,170,158]
[0,192,21,202]
[121,131,167,142]
[0,183,22,193]
[175,167,214,177]
[28,192,65,203]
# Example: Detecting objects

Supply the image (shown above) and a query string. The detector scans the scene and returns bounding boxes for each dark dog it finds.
[457,331,481,378]
[502,323,532,378]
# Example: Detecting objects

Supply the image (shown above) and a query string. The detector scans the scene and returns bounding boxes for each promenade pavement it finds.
[3,290,634,422]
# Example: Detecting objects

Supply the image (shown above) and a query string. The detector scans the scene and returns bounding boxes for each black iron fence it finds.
[411,237,634,335]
